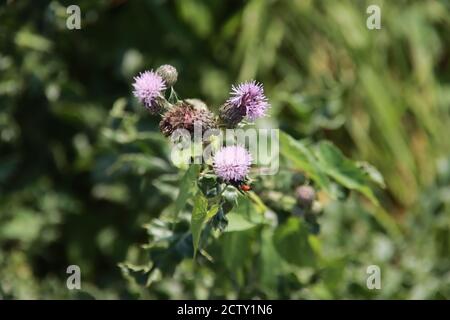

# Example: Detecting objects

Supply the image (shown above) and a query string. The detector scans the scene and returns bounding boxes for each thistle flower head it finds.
[159,101,216,137]
[132,70,166,113]
[295,185,316,208]
[213,146,252,182]
[156,64,178,87]
[227,80,269,121]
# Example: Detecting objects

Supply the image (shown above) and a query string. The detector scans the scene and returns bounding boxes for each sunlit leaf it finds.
[224,197,264,232]
[174,164,200,218]
[191,192,208,256]
[357,161,386,189]
[314,141,379,205]
[226,212,258,232]
[279,131,334,197]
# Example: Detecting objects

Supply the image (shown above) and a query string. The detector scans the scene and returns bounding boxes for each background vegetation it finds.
[0,0,449,299]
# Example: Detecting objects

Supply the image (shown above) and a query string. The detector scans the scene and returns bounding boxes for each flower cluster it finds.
[132,65,271,185]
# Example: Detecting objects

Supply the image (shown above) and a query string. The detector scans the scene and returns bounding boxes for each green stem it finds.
[168,87,179,104]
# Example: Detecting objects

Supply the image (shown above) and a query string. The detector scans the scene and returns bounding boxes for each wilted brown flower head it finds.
[159,100,217,137]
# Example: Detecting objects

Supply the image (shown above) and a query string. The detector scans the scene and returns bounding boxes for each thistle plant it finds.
[132,65,270,192]
[131,65,279,245]
[125,64,385,288]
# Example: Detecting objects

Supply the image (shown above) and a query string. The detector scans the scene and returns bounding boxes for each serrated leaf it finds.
[314,141,379,205]
[279,131,334,196]
[273,217,316,267]
[191,192,208,256]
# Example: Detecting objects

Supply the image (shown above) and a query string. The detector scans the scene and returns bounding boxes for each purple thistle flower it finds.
[227,80,269,121]
[213,146,252,182]
[132,70,166,112]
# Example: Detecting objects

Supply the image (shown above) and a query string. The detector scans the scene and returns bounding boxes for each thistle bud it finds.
[219,102,246,128]
[295,185,316,208]
[159,100,216,137]
[156,64,178,87]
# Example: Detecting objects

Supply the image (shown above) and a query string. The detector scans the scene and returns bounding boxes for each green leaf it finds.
[222,230,254,278]
[314,141,379,205]
[357,161,386,188]
[279,131,334,196]
[174,164,200,218]
[107,154,169,175]
[273,217,316,267]
[205,203,220,220]
[191,192,208,256]
[118,263,151,287]
[259,228,283,295]
[226,213,258,232]
[0,209,44,244]
[197,174,218,198]
[224,197,264,232]
[15,30,53,52]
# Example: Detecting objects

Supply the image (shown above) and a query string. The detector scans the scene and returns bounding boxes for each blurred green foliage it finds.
[1,0,449,299]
